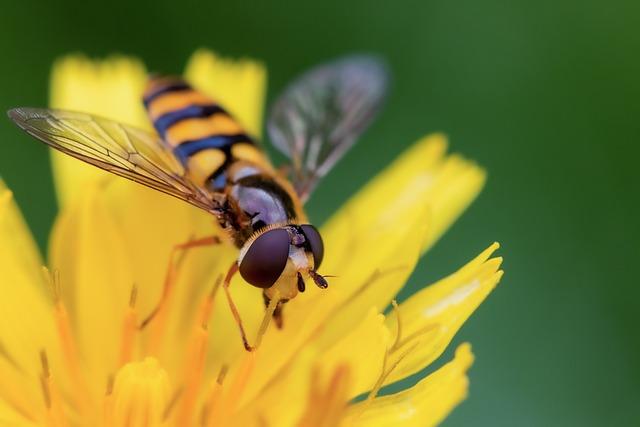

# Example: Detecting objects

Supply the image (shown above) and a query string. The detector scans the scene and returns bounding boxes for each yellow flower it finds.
[0,50,503,426]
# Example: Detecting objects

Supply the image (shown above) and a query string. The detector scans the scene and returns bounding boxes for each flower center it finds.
[106,357,170,427]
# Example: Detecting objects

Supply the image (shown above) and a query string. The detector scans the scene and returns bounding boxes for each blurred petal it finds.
[0,181,62,402]
[294,364,351,427]
[49,55,150,207]
[346,343,474,427]
[48,182,134,399]
[384,243,502,385]
[235,348,316,427]
[110,357,171,427]
[0,399,38,427]
[184,49,267,137]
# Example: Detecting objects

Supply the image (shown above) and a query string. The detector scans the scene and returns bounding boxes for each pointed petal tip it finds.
[478,242,501,263]
[487,256,503,270]
[455,342,475,367]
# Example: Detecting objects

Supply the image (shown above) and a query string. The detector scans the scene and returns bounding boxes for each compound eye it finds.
[239,228,290,288]
[301,224,324,268]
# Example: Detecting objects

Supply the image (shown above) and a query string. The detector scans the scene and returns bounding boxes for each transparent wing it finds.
[267,55,389,202]
[8,107,220,213]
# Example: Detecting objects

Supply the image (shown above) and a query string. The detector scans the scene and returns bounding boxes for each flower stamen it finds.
[176,276,221,424]
[162,387,183,422]
[39,350,69,427]
[390,299,403,351]
[43,267,91,416]
[356,340,420,419]
[102,375,114,427]
[208,353,257,426]
[200,365,228,427]
[119,284,138,366]
[295,365,351,427]
[143,241,189,354]
[331,266,407,315]
[390,323,440,354]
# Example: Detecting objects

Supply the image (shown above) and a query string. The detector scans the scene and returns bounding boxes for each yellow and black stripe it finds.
[142,76,267,190]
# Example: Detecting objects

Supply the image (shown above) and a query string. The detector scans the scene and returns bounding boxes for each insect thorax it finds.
[227,166,302,246]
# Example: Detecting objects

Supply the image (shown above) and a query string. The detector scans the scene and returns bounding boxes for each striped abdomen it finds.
[142,76,269,190]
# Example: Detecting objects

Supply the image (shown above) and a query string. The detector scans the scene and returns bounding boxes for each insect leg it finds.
[264,292,289,329]
[221,267,283,351]
[141,235,221,328]
[222,263,254,351]
[254,291,281,349]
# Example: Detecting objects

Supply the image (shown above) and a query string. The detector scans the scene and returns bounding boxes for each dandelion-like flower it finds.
[0,50,503,426]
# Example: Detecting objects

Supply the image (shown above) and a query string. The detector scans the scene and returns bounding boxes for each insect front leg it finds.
[223,264,284,351]
[263,293,289,329]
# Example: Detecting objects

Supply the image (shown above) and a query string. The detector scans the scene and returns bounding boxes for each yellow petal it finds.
[240,335,363,427]
[49,54,150,207]
[345,343,474,427]
[319,308,390,398]
[383,243,503,385]
[184,49,267,137]
[312,208,427,353]
[322,134,485,263]
[0,399,39,427]
[235,348,316,427]
[418,154,486,253]
[0,181,45,293]
[48,182,134,399]
[0,181,63,401]
[294,364,351,427]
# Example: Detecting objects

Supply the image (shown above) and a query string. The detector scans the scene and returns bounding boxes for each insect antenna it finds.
[309,270,328,289]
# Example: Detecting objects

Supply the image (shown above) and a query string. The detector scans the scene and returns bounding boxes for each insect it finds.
[8,55,388,351]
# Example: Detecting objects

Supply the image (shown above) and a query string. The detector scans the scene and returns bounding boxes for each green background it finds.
[1,1,638,425]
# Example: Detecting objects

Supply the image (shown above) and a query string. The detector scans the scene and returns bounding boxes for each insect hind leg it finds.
[141,235,221,329]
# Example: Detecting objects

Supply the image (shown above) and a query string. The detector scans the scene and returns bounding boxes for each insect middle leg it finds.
[141,235,221,328]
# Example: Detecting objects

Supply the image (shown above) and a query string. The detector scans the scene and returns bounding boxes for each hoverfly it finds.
[8,55,388,350]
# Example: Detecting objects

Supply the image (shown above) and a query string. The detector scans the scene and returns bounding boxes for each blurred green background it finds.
[1,0,638,425]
